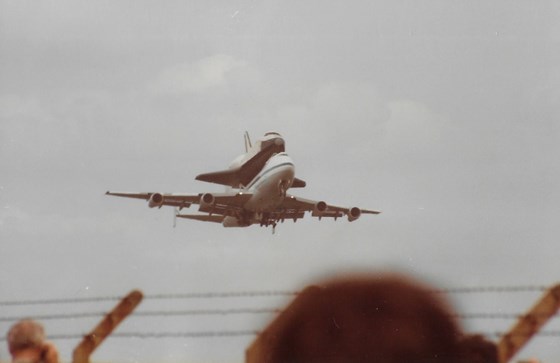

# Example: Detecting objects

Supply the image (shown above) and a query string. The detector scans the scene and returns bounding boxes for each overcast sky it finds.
[1,1,560,362]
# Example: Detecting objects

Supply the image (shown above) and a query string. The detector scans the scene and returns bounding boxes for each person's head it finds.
[7,320,45,355]
[457,334,498,363]
[248,274,496,363]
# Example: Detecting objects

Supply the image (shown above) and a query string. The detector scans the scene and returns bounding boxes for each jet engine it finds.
[148,193,164,208]
[347,207,361,222]
[313,201,328,215]
[199,193,215,212]
[222,216,250,227]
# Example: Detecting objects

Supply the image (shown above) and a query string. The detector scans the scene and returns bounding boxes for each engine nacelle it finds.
[313,201,328,215]
[148,193,164,208]
[222,216,250,227]
[347,207,361,222]
[199,193,215,211]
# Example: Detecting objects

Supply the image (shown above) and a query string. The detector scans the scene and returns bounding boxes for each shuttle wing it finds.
[194,169,241,187]
[196,139,285,188]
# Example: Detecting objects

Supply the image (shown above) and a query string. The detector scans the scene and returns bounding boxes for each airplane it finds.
[106,132,381,232]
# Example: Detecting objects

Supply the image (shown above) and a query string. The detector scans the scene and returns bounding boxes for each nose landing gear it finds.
[278,180,289,197]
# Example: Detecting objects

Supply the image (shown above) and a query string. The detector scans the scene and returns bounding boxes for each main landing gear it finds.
[259,213,278,234]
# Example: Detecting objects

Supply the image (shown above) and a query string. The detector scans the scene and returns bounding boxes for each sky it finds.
[1,1,560,362]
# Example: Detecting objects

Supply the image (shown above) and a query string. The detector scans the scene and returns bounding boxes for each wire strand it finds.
[0,291,298,306]
[0,308,283,323]
[0,285,549,306]
[3,310,559,324]
[0,331,260,342]
[3,330,560,342]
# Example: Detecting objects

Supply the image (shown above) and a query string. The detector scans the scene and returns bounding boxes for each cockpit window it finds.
[264,132,281,137]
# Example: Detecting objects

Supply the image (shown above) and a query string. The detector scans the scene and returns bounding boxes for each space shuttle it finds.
[195,131,307,189]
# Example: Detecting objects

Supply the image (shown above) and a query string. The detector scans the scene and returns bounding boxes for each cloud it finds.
[152,55,250,94]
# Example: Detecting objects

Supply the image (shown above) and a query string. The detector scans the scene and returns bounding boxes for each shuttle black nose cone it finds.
[262,137,285,152]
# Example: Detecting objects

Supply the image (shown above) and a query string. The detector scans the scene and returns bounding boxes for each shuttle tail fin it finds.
[244,131,252,152]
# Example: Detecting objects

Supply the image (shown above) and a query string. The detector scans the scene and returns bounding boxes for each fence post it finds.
[497,284,560,363]
[72,290,143,363]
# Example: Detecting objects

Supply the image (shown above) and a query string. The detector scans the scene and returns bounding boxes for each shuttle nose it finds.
[262,137,285,153]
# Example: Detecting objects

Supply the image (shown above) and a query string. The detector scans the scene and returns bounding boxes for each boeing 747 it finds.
[106,132,380,232]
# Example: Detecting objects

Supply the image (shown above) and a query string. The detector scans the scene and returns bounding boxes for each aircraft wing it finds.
[106,190,379,225]
[105,191,200,208]
[106,190,253,215]
[195,192,253,215]
[278,194,381,221]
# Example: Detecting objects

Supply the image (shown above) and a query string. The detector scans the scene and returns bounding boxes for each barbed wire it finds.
[2,307,559,324]
[0,308,282,323]
[0,330,260,342]
[2,329,560,343]
[0,285,557,353]
[147,291,299,300]
[0,285,550,307]
[0,291,298,306]
[453,313,540,320]
[434,285,548,294]
[0,296,123,307]
[1,285,554,325]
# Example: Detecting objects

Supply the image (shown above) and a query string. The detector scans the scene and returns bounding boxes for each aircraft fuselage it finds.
[221,152,295,227]
[243,152,294,210]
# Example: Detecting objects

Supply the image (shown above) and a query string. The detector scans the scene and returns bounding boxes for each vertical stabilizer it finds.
[244,131,252,152]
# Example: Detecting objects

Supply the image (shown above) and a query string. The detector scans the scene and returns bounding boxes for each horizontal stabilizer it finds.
[176,214,225,223]
[291,178,306,188]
